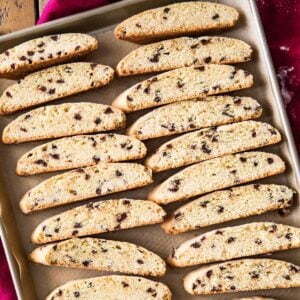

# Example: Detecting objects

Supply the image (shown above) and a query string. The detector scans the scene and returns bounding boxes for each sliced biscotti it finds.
[0,63,114,114]
[146,121,281,172]
[148,152,285,204]
[114,2,239,43]
[128,96,262,140]
[162,184,294,234]
[117,36,252,76]
[169,222,300,267]
[17,133,146,176]
[2,103,125,144]
[112,65,253,112]
[32,199,166,244]
[234,298,276,300]
[20,163,152,214]
[184,258,300,295]
[46,275,172,300]
[29,237,166,276]
[0,33,98,79]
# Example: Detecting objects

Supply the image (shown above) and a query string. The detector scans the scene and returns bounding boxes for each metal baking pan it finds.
[0,0,300,299]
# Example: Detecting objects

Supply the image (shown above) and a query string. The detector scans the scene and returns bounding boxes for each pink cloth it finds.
[1,1,300,299]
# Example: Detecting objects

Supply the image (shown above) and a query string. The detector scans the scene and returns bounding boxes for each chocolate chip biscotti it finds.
[235,298,276,300]
[114,2,239,43]
[162,184,294,234]
[184,258,300,295]
[0,62,114,114]
[148,152,285,204]
[116,36,252,76]
[2,102,125,144]
[112,65,253,112]
[146,121,281,172]
[168,222,300,267]
[0,33,98,79]
[20,163,152,214]
[32,199,166,244]
[46,275,172,300]
[17,133,146,176]
[29,237,166,276]
[128,96,262,140]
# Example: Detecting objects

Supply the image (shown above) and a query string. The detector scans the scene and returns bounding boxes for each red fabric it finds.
[1,1,300,299]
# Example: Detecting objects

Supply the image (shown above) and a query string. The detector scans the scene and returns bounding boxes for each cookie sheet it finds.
[0,0,299,299]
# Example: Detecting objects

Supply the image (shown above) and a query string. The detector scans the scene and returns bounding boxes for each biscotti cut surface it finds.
[113,65,253,112]
[20,163,152,214]
[2,102,125,144]
[0,33,98,79]
[32,199,166,244]
[162,184,294,234]
[29,237,166,276]
[148,152,285,204]
[46,275,172,300]
[169,222,300,267]
[17,133,146,176]
[0,62,114,114]
[114,2,239,43]
[128,96,262,140]
[184,258,300,295]
[146,121,281,172]
[117,36,252,76]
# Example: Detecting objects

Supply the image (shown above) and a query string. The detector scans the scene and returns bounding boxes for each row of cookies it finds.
[0,1,295,299]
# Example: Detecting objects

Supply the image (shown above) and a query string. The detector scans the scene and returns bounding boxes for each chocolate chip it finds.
[212,13,220,20]
[10,63,16,69]
[201,39,210,45]
[204,56,212,63]
[48,54,53,59]
[283,275,291,280]
[217,206,224,213]
[267,157,274,164]
[177,81,184,88]
[149,53,160,63]
[5,91,12,98]
[38,85,47,92]
[104,107,113,114]
[4,51,9,56]
[94,117,101,125]
[56,79,64,83]
[72,230,78,236]
[168,179,181,192]
[144,86,150,94]
[74,222,82,228]
[285,233,293,240]
[226,237,236,243]
[137,259,144,264]
[200,201,209,208]
[252,131,257,137]
[122,281,129,287]
[215,230,223,235]
[127,95,133,102]
[254,161,258,167]
[96,188,101,195]
[249,271,259,279]
[191,44,199,49]
[19,56,27,61]
[190,144,197,150]
[50,154,60,159]
[174,212,182,220]
[230,70,237,79]
[74,113,82,120]
[269,224,278,233]
[201,142,211,153]
[135,23,142,28]
[123,200,130,205]
[195,65,205,71]
[35,159,47,167]
[115,170,123,177]
[240,157,247,162]
[82,260,91,267]
[255,238,262,244]
[74,291,80,297]
[191,242,201,248]
[233,98,241,105]
[56,51,62,56]
[206,270,213,278]
[51,35,58,41]
[163,7,170,13]
[27,51,34,56]
[75,45,81,51]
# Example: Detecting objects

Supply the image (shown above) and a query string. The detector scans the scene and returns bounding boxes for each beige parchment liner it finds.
[0,0,300,299]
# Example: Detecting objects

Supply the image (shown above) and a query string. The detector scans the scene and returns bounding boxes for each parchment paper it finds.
[0,0,299,299]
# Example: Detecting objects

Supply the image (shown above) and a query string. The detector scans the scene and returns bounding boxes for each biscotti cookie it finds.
[234,298,276,300]
[0,33,98,79]
[32,199,166,244]
[2,102,125,144]
[162,184,294,234]
[116,36,252,76]
[183,258,300,295]
[0,62,114,114]
[148,152,285,204]
[146,121,281,172]
[20,163,152,214]
[17,133,146,176]
[29,237,166,276]
[46,275,172,300]
[114,2,239,43]
[128,96,262,140]
[168,222,300,267]
[113,65,253,112]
